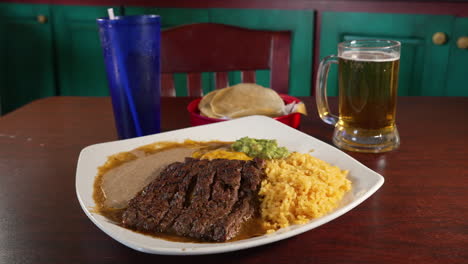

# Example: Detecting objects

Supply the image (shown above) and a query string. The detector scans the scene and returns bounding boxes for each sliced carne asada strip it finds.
[157,159,212,231]
[122,158,265,242]
[122,161,193,230]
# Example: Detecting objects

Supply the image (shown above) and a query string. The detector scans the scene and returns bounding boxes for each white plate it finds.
[76,115,384,255]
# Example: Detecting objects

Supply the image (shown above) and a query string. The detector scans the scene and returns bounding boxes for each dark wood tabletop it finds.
[0,96,467,264]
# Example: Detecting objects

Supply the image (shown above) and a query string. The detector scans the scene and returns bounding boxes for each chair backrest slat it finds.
[241,71,256,83]
[161,73,175,96]
[215,72,229,90]
[187,73,203,96]
[270,34,291,95]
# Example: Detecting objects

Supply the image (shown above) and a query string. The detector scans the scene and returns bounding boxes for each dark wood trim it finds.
[3,0,468,17]
[0,0,123,5]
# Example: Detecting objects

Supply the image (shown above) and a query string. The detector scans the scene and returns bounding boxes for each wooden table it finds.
[0,96,467,264]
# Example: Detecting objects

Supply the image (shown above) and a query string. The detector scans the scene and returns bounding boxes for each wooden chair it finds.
[161,23,291,96]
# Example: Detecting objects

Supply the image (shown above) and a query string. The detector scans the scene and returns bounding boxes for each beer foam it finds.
[340,51,399,62]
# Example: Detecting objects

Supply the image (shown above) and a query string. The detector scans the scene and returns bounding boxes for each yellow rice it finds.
[260,152,351,232]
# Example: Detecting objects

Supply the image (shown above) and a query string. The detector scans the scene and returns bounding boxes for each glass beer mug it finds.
[316,40,401,153]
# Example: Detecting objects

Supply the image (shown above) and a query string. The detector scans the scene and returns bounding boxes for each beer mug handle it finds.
[316,55,339,125]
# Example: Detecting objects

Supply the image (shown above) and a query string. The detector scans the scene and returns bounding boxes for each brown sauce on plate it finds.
[98,206,266,243]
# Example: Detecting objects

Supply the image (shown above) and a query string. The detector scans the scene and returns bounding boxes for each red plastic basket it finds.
[187,94,302,128]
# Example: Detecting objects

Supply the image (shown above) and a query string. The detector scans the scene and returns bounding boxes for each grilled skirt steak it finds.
[121,158,265,242]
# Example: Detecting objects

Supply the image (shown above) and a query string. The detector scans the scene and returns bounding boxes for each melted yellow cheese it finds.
[193,149,253,161]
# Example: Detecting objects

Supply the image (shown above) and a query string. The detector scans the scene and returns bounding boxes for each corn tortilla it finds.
[210,83,285,118]
[198,89,221,118]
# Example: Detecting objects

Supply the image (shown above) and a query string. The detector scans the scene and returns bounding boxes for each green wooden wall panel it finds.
[52,5,120,96]
[173,73,187,96]
[201,72,213,95]
[446,17,468,96]
[320,12,454,96]
[125,7,313,96]
[256,69,270,88]
[228,71,242,87]
[0,3,55,115]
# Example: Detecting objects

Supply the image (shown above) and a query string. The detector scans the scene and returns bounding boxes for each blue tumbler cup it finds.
[97,15,161,139]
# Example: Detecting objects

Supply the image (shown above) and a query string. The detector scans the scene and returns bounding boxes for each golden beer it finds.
[316,40,401,153]
[338,51,399,135]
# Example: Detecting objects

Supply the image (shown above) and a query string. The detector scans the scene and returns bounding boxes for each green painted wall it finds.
[52,5,120,96]
[0,3,55,114]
